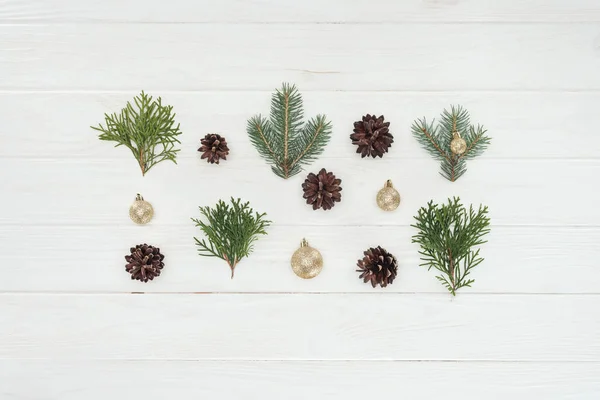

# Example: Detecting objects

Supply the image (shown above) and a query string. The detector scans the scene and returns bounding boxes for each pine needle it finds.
[411,105,490,182]
[411,197,491,295]
[247,83,332,179]
[91,91,182,176]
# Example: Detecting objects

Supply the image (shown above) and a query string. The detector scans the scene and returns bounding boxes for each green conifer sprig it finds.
[191,198,271,278]
[411,105,490,182]
[91,91,182,176]
[411,197,491,295]
[247,83,332,179]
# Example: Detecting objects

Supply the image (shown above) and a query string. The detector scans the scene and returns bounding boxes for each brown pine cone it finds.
[356,246,398,288]
[350,114,394,158]
[125,244,165,282]
[198,133,229,164]
[302,168,342,211]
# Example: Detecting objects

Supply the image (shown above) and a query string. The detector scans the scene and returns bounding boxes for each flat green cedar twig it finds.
[411,105,490,182]
[191,198,271,278]
[411,197,491,295]
[247,83,332,179]
[91,91,182,176]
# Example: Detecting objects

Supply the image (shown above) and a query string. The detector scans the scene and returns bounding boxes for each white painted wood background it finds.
[1,0,599,398]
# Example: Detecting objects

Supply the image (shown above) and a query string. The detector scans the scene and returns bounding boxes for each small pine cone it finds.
[356,246,398,288]
[350,114,394,158]
[198,133,229,164]
[125,244,165,282]
[302,168,342,211]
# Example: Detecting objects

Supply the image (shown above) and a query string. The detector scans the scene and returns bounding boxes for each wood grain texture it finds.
[1,294,597,361]
[2,91,599,159]
[1,225,598,294]
[1,158,597,226]
[2,360,599,399]
[1,0,599,22]
[2,0,599,397]
[1,24,600,90]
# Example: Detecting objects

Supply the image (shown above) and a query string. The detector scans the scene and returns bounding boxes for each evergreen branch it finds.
[411,197,491,295]
[191,198,271,278]
[91,91,182,176]
[460,125,491,160]
[411,118,451,162]
[288,114,332,177]
[411,105,490,182]
[248,83,331,179]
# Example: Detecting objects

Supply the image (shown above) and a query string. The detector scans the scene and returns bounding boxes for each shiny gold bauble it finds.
[450,131,467,156]
[376,180,401,211]
[129,194,154,225]
[290,238,323,279]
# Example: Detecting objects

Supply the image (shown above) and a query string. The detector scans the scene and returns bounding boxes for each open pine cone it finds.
[356,246,398,288]
[125,244,165,282]
[198,133,229,164]
[350,114,394,158]
[302,168,342,211]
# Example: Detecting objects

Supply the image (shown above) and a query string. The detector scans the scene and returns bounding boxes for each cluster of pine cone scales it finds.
[356,246,398,288]
[198,133,230,164]
[125,244,165,282]
[302,168,342,210]
[350,114,394,158]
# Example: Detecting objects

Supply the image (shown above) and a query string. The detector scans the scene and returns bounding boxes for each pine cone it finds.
[125,244,165,282]
[302,168,342,211]
[356,246,398,288]
[198,133,229,164]
[350,114,394,158]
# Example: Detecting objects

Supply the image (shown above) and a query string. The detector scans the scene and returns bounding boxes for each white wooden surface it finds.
[1,0,599,398]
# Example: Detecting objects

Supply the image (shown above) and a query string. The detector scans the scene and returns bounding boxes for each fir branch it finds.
[411,197,491,295]
[91,91,182,176]
[247,83,332,179]
[411,105,490,182]
[191,198,271,278]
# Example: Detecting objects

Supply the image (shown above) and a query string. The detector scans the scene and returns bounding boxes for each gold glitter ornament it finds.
[450,131,467,156]
[376,180,400,211]
[129,194,154,225]
[290,238,323,279]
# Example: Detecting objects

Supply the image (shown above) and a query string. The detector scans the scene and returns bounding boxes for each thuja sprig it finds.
[91,91,182,176]
[247,83,332,179]
[411,197,491,295]
[191,198,271,278]
[411,105,490,182]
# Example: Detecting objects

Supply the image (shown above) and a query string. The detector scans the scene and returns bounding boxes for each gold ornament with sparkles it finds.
[290,238,323,279]
[129,194,154,225]
[450,131,467,156]
[376,180,401,211]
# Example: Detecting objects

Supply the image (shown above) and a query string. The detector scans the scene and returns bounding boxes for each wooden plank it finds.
[1,360,599,399]
[1,24,599,90]
[0,293,597,360]
[2,91,599,159]
[1,225,598,294]
[2,0,599,22]
[0,158,598,226]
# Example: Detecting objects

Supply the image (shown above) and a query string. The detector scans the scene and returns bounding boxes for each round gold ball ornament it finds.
[129,194,154,225]
[290,238,323,279]
[376,180,401,211]
[450,131,467,156]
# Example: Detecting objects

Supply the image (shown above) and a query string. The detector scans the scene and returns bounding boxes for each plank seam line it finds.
[1,291,599,296]
[2,223,599,228]
[2,89,600,94]
[1,358,598,363]
[1,21,600,26]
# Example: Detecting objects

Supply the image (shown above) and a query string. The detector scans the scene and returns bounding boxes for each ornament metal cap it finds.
[291,238,324,279]
[129,193,154,225]
[376,180,401,211]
